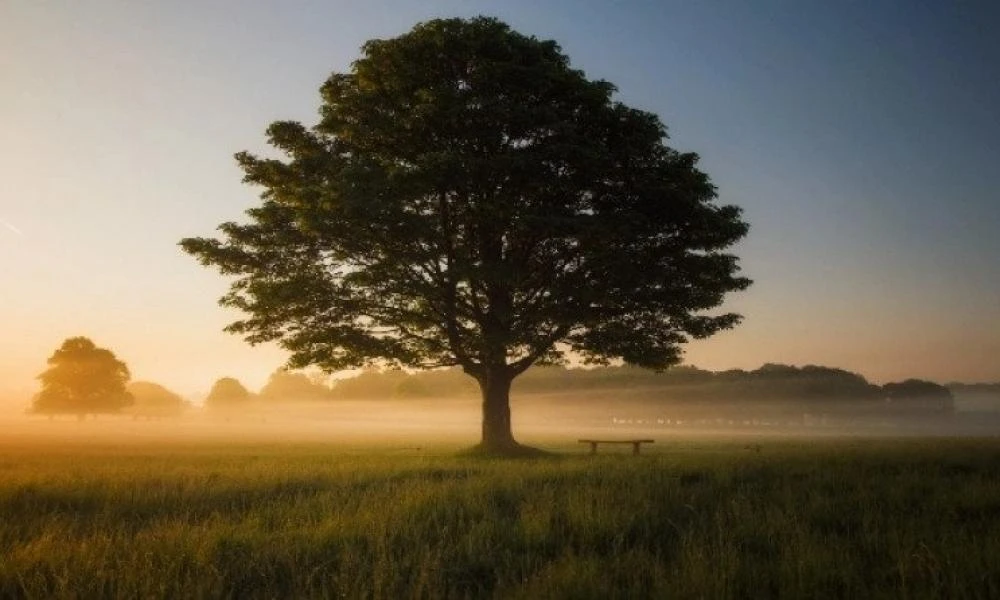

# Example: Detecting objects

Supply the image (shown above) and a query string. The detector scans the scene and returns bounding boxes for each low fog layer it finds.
[3,388,1000,451]
[5,364,1000,449]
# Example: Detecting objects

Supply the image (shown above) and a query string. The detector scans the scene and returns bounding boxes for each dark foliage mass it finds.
[949,382,1000,394]
[181,17,750,450]
[31,337,133,417]
[884,379,954,413]
[330,363,955,415]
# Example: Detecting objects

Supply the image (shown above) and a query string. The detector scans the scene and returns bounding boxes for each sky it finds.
[2,0,998,401]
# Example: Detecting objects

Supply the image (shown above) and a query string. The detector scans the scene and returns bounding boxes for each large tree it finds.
[33,337,133,418]
[181,17,750,453]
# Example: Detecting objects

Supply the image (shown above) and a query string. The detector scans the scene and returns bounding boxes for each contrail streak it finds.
[0,218,23,236]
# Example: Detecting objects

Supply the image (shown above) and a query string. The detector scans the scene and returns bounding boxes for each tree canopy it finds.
[32,337,133,417]
[127,381,187,418]
[259,369,334,401]
[181,17,750,452]
[883,379,954,413]
[204,377,252,408]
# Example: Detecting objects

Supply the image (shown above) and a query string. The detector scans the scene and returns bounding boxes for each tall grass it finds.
[1,438,999,598]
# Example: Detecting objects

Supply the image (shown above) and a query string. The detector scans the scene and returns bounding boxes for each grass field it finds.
[2,435,1000,599]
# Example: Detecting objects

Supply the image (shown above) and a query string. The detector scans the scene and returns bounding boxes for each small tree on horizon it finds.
[204,377,252,409]
[128,381,187,419]
[32,337,133,418]
[181,17,750,454]
[259,368,333,401]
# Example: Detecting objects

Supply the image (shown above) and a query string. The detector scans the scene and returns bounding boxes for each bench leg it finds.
[633,442,640,455]
[590,442,597,455]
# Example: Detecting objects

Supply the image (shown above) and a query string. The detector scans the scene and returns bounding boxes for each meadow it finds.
[2,433,1000,599]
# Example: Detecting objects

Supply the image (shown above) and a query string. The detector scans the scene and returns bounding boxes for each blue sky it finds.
[1,1,998,398]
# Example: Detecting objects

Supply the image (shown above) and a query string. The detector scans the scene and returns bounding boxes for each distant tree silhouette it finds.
[328,363,892,407]
[331,369,410,399]
[393,376,434,398]
[204,377,252,408]
[259,369,332,401]
[883,379,954,413]
[738,364,881,402]
[180,17,750,454]
[948,382,1000,394]
[127,381,187,419]
[947,382,1000,412]
[32,337,133,418]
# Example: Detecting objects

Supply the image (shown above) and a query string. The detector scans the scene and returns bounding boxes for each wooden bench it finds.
[579,439,654,455]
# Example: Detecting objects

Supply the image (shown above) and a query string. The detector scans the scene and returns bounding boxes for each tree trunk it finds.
[479,368,516,451]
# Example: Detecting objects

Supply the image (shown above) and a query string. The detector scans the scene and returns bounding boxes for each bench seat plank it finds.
[578,439,654,455]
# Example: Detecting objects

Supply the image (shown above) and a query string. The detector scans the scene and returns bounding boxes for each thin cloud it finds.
[0,218,23,236]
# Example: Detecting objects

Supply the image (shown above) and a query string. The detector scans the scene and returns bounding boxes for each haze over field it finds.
[4,7,1000,598]
[2,1,999,404]
[5,363,999,446]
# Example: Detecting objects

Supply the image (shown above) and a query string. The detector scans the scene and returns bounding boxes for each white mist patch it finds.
[3,390,1000,451]
[0,217,23,236]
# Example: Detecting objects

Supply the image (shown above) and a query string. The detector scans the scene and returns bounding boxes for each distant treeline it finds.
[204,364,965,414]
[947,382,1000,395]
[124,364,998,416]
[31,335,984,419]
[45,364,994,417]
